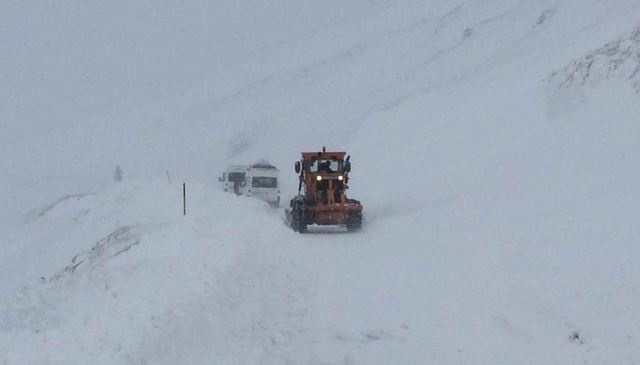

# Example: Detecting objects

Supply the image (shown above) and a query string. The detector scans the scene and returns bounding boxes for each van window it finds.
[252,176,277,188]
[228,172,246,183]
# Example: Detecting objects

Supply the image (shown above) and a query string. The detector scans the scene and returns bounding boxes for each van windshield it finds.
[252,176,277,188]
[228,172,245,183]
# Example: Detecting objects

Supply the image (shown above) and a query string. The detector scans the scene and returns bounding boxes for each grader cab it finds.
[286,147,363,233]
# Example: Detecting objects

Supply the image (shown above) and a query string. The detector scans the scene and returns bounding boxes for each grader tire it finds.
[291,203,307,233]
[346,213,362,232]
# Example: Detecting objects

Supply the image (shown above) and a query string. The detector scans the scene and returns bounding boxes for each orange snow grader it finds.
[286,147,363,233]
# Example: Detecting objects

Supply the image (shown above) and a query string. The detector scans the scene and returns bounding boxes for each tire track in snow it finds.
[131,230,314,364]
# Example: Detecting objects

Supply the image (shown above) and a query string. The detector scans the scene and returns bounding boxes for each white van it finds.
[219,163,280,208]
[245,162,280,208]
[219,165,249,195]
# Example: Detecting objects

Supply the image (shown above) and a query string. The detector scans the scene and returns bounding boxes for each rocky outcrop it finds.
[550,26,640,92]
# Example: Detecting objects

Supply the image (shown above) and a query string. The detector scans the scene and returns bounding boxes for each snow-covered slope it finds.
[2,1,640,364]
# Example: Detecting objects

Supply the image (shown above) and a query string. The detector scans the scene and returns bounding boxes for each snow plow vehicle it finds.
[286,147,363,233]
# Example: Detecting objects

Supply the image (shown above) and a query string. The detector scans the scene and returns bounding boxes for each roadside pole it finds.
[183,183,186,216]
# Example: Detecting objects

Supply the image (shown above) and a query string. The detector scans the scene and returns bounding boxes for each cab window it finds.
[311,159,341,172]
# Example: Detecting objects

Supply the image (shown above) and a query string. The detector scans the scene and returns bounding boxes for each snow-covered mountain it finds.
[2,1,640,364]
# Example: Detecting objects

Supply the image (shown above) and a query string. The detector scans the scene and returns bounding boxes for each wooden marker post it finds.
[183,183,186,216]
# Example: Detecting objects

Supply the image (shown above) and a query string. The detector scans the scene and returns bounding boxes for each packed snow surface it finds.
[2,1,640,364]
